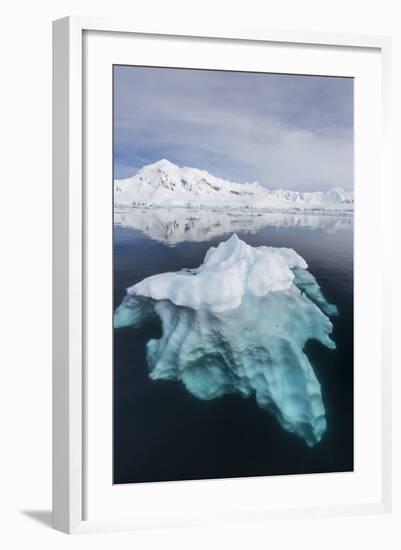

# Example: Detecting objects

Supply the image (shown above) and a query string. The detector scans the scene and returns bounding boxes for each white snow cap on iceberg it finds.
[128,234,308,313]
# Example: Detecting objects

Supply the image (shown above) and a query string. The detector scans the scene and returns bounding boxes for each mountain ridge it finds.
[114,159,354,211]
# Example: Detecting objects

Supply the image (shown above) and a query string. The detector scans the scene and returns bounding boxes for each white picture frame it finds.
[52,16,392,534]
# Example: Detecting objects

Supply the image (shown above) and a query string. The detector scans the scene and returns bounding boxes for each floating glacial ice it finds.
[114,234,338,446]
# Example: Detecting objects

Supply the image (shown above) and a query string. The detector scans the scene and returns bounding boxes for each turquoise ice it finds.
[114,235,338,446]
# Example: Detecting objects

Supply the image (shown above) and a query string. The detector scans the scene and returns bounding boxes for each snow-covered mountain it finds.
[114,159,354,211]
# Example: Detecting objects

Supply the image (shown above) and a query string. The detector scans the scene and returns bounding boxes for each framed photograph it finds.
[52,17,392,533]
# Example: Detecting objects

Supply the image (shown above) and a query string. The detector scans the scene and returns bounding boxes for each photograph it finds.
[112,65,354,485]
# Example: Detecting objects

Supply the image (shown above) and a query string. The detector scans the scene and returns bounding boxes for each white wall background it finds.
[0,1,399,548]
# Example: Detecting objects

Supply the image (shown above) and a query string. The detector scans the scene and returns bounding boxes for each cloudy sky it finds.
[114,65,353,192]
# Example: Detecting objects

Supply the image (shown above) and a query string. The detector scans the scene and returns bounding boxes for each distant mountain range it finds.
[114,159,354,211]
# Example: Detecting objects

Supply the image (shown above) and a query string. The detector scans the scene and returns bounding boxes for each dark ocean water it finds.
[113,215,353,484]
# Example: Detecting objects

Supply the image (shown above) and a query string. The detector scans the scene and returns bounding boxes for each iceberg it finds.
[125,234,308,313]
[114,235,338,446]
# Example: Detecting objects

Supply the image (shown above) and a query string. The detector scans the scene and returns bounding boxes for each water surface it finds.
[113,209,353,484]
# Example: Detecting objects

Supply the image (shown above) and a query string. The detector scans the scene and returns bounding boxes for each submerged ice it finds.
[114,235,338,447]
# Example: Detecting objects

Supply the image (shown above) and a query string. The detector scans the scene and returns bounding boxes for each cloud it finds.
[114,66,353,191]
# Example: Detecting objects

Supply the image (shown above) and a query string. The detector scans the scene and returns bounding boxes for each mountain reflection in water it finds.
[114,207,353,246]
